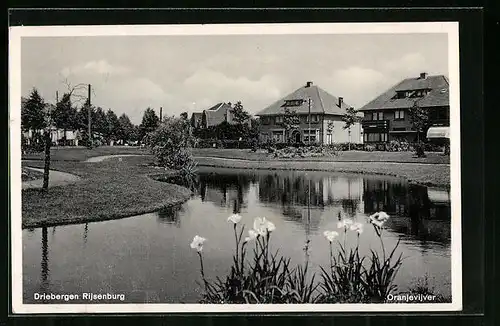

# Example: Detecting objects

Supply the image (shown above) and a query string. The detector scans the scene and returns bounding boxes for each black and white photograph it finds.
[10,22,461,313]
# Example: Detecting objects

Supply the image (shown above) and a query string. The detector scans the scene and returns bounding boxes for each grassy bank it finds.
[194,157,450,188]
[22,155,191,229]
[192,148,450,164]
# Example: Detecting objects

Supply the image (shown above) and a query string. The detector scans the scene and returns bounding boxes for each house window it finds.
[372,112,384,121]
[262,117,270,125]
[394,110,405,120]
[306,114,320,123]
[326,133,333,144]
[366,133,388,142]
[304,129,318,143]
[275,116,283,124]
[272,131,285,143]
[282,99,304,107]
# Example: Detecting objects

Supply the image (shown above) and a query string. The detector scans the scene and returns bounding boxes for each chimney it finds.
[338,97,343,107]
[306,81,313,88]
[420,72,428,79]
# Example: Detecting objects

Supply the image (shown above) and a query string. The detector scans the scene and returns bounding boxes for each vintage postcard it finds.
[10,22,461,313]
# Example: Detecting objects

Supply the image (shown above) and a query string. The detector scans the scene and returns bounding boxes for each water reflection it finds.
[83,223,88,246]
[192,169,451,245]
[40,227,49,300]
[156,205,183,226]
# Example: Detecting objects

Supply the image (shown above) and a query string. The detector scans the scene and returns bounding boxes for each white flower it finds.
[337,218,354,229]
[253,217,276,236]
[244,229,258,243]
[190,235,206,252]
[227,213,242,224]
[350,222,364,234]
[369,211,390,228]
[323,230,339,242]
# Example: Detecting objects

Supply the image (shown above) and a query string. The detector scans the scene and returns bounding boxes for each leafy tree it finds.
[93,107,108,137]
[22,88,47,131]
[77,101,96,147]
[139,107,160,140]
[118,113,135,142]
[408,101,431,157]
[408,102,432,143]
[52,93,77,130]
[105,109,121,142]
[342,107,362,151]
[281,107,301,144]
[180,111,189,120]
[231,101,250,126]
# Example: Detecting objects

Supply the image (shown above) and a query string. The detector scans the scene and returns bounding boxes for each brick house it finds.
[358,72,450,143]
[255,81,362,145]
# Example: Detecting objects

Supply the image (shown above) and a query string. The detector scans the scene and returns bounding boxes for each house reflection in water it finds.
[198,172,255,214]
[362,178,451,244]
[257,172,364,231]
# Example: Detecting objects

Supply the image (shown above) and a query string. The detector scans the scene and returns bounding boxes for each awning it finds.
[427,188,451,203]
[426,126,450,139]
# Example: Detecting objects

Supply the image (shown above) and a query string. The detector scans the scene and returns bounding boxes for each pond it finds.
[23,167,451,304]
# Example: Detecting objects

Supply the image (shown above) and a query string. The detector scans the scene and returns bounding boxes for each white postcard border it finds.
[9,21,462,314]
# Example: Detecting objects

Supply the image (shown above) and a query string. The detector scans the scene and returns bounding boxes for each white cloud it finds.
[183,68,284,113]
[383,52,429,79]
[315,66,393,108]
[61,60,131,78]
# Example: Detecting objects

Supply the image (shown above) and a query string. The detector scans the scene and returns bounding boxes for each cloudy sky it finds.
[21,33,448,124]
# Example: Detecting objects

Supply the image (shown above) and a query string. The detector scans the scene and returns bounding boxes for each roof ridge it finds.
[361,78,407,110]
[315,85,326,113]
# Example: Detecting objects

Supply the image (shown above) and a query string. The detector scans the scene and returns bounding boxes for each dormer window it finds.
[282,99,304,107]
[393,88,430,99]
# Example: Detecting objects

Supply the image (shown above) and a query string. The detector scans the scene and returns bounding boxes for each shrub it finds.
[364,144,376,152]
[145,116,196,171]
[414,143,426,158]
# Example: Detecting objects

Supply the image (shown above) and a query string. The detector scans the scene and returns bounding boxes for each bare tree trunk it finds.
[42,130,51,190]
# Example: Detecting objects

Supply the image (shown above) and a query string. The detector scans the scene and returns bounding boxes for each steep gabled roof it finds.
[359,75,449,111]
[256,83,352,116]
[204,102,232,126]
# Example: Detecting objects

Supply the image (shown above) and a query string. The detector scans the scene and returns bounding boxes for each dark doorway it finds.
[292,130,301,143]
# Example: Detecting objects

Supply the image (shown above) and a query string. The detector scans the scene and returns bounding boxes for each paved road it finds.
[22,167,81,189]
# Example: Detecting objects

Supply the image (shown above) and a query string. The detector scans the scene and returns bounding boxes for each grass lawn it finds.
[21,155,191,229]
[22,145,149,162]
[192,148,450,164]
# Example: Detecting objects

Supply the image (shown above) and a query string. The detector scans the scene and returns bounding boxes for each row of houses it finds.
[190,72,450,145]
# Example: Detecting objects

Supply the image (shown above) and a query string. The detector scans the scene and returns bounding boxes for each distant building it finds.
[358,72,450,143]
[190,102,250,129]
[255,81,362,145]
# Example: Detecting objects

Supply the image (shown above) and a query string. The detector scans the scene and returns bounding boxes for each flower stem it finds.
[234,224,239,267]
[379,229,386,263]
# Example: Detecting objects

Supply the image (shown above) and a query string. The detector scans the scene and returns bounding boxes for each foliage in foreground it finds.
[190,212,408,304]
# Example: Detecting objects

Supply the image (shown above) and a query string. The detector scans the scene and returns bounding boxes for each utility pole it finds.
[88,84,92,148]
[159,107,163,122]
[308,98,311,145]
